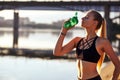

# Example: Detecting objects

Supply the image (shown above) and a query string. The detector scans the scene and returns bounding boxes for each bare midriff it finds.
[77,59,99,80]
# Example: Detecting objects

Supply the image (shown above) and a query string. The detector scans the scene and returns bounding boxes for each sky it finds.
[0,10,84,24]
[0,0,119,24]
[0,10,119,24]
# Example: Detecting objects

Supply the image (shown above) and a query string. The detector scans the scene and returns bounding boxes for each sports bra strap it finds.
[76,36,98,50]
[76,38,83,48]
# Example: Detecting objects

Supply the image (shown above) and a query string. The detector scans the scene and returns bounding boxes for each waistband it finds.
[78,75,101,80]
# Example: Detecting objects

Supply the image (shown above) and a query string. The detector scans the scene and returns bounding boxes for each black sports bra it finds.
[76,36,100,63]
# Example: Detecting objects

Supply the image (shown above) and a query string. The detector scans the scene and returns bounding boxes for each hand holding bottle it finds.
[64,12,79,29]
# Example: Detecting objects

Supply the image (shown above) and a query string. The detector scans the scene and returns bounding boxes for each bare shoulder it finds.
[74,37,81,41]
[97,37,110,43]
[73,37,82,47]
[96,37,111,47]
[74,37,83,42]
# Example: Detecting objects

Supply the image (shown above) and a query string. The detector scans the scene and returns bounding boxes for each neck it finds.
[85,28,97,40]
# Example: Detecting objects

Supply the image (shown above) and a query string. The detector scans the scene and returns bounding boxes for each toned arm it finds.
[53,28,80,56]
[102,39,120,80]
[53,35,80,56]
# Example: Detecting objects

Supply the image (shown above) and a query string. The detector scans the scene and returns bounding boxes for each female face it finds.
[81,12,96,29]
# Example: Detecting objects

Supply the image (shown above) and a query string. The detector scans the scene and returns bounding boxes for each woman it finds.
[53,10,120,80]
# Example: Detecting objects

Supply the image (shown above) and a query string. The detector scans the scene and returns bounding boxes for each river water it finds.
[0,27,85,49]
[0,56,77,80]
[0,27,109,80]
[0,27,85,80]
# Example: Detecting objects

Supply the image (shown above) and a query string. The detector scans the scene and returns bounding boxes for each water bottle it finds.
[64,12,78,29]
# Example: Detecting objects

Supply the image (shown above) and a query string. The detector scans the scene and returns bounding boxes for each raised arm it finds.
[53,27,79,56]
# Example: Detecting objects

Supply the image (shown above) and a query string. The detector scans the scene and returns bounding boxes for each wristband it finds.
[61,32,66,36]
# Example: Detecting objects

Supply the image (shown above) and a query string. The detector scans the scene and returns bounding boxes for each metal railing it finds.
[1,0,120,2]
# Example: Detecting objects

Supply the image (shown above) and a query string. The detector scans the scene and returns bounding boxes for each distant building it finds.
[19,17,30,25]
[0,16,36,27]
[0,17,4,21]
[19,17,36,26]
[52,20,64,27]
[6,19,13,25]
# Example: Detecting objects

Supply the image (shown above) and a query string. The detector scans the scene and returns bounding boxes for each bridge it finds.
[0,0,120,48]
[0,1,120,12]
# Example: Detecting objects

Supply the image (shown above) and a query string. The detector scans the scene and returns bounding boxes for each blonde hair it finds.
[88,10,107,73]
[97,18,107,73]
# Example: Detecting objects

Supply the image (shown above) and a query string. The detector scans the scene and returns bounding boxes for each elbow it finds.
[53,53,60,56]
[53,50,62,56]
[114,63,120,72]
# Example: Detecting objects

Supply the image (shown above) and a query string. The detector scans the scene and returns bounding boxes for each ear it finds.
[94,20,98,26]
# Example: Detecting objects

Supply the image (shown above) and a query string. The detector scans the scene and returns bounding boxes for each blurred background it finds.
[0,0,120,80]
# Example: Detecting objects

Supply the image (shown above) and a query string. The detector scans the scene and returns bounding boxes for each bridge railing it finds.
[1,0,120,2]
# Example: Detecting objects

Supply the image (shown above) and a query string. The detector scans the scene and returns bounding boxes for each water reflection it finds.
[0,27,85,49]
[0,27,75,38]
[0,56,77,80]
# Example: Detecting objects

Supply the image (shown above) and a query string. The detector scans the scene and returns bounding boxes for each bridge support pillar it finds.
[13,11,19,48]
[104,5,112,41]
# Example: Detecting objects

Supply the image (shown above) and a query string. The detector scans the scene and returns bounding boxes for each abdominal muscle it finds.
[77,59,99,80]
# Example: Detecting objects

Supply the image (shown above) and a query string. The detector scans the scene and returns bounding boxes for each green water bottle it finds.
[64,12,78,29]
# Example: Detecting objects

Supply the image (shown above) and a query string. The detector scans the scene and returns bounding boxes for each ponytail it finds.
[97,18,107,73]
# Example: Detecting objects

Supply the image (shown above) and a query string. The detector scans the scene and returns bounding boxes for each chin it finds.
[81,25,85,28]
